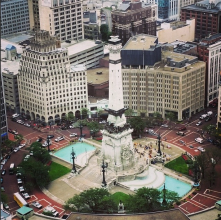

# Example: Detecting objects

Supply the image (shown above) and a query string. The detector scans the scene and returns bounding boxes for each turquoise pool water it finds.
[54,142,95,162]
[158,175,192,197]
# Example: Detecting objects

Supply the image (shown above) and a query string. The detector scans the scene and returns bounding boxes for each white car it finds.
[70,133,77,137]
[32,201,42,209]
[161,124,168,128]
[195,137,204,144]
[197,147,205,152]
[42,141,51,147]
[44,206,59,217]
[207,111,213,116]
[19,143,26,149]
[200,114,207,120]
[17,179,22,184]
[12,113,20,118]
[69,125,75,129]
[19,186,25,192]
[99,120,106,124]
[196,121,202,126]
[14,147,19,153]
[24,123,31,127]
[55,136,64,142]
[22,192,30,199]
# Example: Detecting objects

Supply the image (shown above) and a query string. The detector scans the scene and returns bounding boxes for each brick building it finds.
[111,0,157,45]
[181,0,221,41]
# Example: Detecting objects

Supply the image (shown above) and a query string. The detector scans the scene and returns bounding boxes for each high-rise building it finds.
[1,0,30,36]
[181,0,221,41]
[121,34,206,121]
[0,71,8,144]
[28,0,84,42]
[18,30,88,124]
[111,0,157,46]
[218,82,221,128]
[198,33,221,106]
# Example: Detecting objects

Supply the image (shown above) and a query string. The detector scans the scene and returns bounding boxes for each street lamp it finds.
[157,133,162,156]
[47,138,50,152]
[71,147,77,174]
[101,159,108,187]
[162,183,167,205]
[211,158,216,186]
[79,113,83,138]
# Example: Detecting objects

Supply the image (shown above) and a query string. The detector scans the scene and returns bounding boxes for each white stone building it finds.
[28,0,84,42]
[18,30,88,124]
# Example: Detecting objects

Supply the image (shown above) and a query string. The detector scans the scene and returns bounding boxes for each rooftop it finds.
[61,40,103,56]
[16,206,33,215]
[123,34,158,50]
[182,3,220,13]
[2,32,33,44]
[87,67,109,84]
[1,39,23,54]
[1,52,20,75]
[70,64,87,72]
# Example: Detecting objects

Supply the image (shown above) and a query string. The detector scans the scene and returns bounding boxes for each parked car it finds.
[70,133,77,137]
[196,121,202,126]
[12,130,18,135]
[13,147,19,153]
[195,137,204,144]
[42,141,51,147]
[1,177,3,184]
[30,151,33,156]
[36,137,42,142]
[1,169,6,176]
[22,192,30,199]
[69,125,75,129]
[17,179,22,184]
[1,186,5,192]
[207,111,213,116]
[176,131,185,136]
[12,113,20,118]
[205,117,212,122]
[197,147,205,152]
[5,154,10,160]
[32,201,42,209]
[3,203,9,210]
[18,143,26,149]
[19,186,25,192]
[200,114,207,120]
[99,120,106,124]
[8,129,13,133]
[55,136,64,142]
[43,206,59,217]
[189,145,194,149]
[47,135,54,139]
[24,123,31,127]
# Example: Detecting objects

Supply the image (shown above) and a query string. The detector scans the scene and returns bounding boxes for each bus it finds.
[9,163,15,175]
[14,192,27,207]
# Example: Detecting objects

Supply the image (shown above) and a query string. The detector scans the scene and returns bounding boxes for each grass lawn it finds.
[164,156,189,175]
[49,162,71,181]
[111,192,130,205]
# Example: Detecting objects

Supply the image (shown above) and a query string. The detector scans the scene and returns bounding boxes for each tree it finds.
[87,121,102,138]
[153,112,163,125]
[1,192,8,204]
[100,24,111,42]
[15,134,23,143]
[64,188,116,213]
[65,112,75,125]
[81,108,89,119]
[195,153,210,179]
[165,112,176,127]
[161,190,180,209]
[128,116,146,137]
[125,109,134,119]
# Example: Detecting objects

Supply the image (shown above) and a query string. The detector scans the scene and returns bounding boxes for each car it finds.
[205,117,212,122]
[16,173,22,178]
[176,131,185,136]
[3,203,9,210]
[196,121,202,126]
[36,137,43,142]
[12,113,20,118]
[207,138,213,143]
[20,121,25,125]
[161,124,169,128]
[8,129,13,133]
[30,151,33,156]
[22,192,30,199]
[24,123,31,127]
[42,141,51,147]
[1,186,5,192]
[207,111,213,116]
[1,165,3,170]
[1,159,6,165]
[47,135,54,139]
[23,155,30,161]
[55,136,64,142]
[69,125,75,129]
[13,147,19,153]
[178,126,186,131]
[18,143,26,149]
[70,133,77,137]
[99,120,106,124]
[197,147,205,152]
[1,177,3,184]
[5,154,10,160]
[200,114,207,120]
[32,201,42,209]
[195,137,204,144]
[1,169,6,176]
[189,145,194,149]
[44,206,59,217]
[12,130,18,135]
[19,186,25,192]
[17,179,22,184]
[16,120,22,124]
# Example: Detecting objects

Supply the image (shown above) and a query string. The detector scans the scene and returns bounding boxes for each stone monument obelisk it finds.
[101,36,135,171]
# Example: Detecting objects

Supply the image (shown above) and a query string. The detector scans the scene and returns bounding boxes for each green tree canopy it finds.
[100,24,111,42]
[64,188,116,213]
[125,109,134,118]
[87,121,102,138]
[128,116,146,136]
